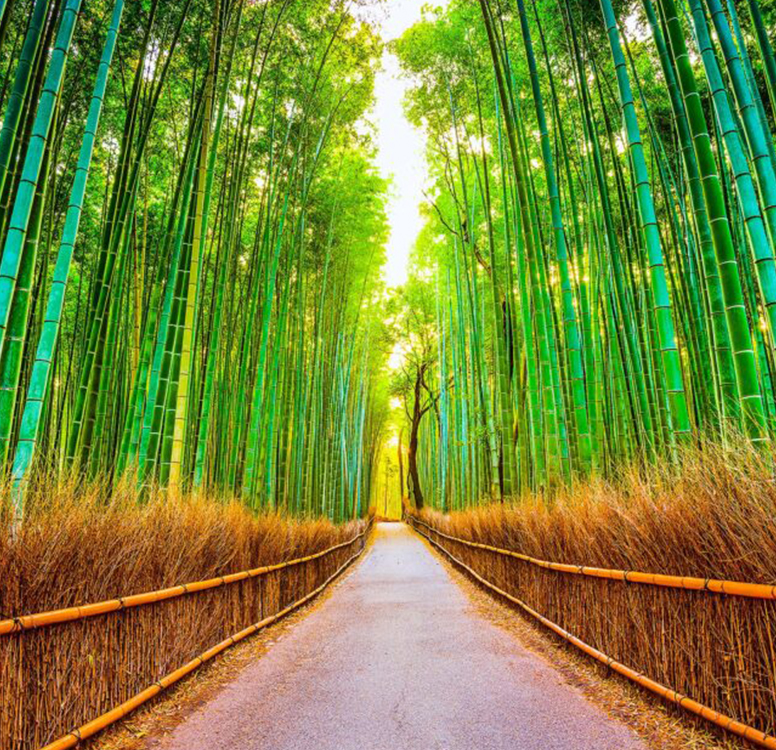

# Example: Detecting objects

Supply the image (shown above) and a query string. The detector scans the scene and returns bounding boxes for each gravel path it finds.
[153,522,647,750]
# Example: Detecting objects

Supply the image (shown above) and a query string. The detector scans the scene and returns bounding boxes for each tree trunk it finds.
[408,370,424,509]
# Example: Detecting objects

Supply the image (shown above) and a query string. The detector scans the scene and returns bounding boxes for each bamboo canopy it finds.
[1,0,776,516]
[391,0,776,510]
[0,0,389,522]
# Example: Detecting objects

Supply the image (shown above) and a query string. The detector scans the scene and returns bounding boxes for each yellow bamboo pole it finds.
[37,527,370,750]
[0,523,371,635]
[411,519,776,750]
[168,0,220,487]
[409,516,776,599]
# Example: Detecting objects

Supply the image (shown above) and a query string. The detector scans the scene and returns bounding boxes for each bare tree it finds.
[392,293,438,510]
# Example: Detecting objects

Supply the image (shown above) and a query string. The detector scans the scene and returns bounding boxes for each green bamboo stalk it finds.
[10,0,124,516]
[0,0,82,364]
[599,0,692,444]
[659,0,766,437]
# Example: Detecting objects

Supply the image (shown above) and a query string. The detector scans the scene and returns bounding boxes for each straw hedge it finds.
[0,481,368,750]
[409,442,776,741]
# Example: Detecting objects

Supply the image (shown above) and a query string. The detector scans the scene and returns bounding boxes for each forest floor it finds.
[91,522,736,750]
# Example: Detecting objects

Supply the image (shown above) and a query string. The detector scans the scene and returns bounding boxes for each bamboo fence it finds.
[0,521,371,750]
[408,514,776,748]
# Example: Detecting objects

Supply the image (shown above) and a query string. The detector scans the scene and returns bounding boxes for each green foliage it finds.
[0,0,391,522]
[3,0,776,520]
[394,0,776,510]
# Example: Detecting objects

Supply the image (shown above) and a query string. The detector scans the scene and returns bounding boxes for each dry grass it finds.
[417,529,738,750]
[91,530,376,750]
[0,476,368,750]
[412,440,776,745]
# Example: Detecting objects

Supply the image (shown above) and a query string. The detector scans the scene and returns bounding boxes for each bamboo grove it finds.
[0,0,390,522]
[392,0,776,510]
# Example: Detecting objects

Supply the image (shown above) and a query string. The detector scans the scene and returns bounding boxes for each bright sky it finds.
[366,0,447,288]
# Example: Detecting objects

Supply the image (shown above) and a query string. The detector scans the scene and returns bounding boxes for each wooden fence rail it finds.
[1,520,372,750]
[408,514,776,749]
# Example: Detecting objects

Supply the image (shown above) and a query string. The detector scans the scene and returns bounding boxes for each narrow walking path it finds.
[153,523,646,750]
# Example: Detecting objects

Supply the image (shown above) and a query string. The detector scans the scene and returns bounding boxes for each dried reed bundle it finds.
[412,440,776,740]
[0,477,367,750]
